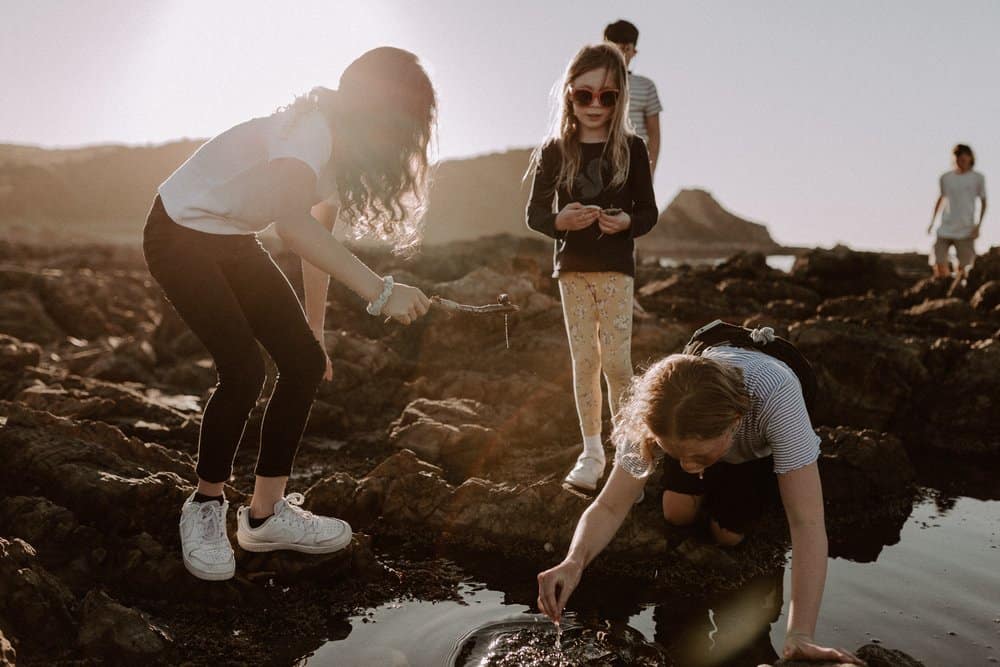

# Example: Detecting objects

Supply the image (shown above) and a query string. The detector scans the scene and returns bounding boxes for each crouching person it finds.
[536,324,862,665]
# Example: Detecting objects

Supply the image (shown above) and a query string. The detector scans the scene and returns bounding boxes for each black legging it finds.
[143,196,326,483]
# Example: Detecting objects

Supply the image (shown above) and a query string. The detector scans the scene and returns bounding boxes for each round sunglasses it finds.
[568,87,620,108]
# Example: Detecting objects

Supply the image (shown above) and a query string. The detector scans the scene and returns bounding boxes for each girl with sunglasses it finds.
[144,47,435,581]
[526,43,658,491]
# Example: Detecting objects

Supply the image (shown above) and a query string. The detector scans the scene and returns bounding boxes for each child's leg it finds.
[558,273,603,444]
[593,272,634,417]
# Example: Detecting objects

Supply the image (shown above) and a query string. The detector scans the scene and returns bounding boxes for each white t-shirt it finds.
[938,170,986,240]
[616,346,821,478]
[158,109,337,235]
[627,72,662,144]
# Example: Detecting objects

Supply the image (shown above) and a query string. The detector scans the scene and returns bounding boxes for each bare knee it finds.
[710,519,745,547]
[662,491,701,526]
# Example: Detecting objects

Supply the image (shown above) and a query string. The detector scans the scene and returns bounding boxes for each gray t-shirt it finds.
[159,109,338,235]
[938,170,986,240]
[616,346,821,478]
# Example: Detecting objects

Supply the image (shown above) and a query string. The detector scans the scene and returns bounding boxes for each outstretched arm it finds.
[778,463,862,664]
[536,464,645,622]
[271,158,429,325]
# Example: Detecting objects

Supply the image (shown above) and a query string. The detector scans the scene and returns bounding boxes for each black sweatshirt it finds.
[526,135,658,278]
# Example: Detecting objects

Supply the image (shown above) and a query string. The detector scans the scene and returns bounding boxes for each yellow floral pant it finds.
[558,271,634,439]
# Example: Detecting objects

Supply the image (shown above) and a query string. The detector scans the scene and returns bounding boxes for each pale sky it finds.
[3,0,999,252]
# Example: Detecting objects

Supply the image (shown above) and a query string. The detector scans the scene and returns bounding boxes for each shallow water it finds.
[303,494,999,666]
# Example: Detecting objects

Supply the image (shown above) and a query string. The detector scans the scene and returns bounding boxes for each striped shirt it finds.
[616,346,821,478]
[627,72,662,143]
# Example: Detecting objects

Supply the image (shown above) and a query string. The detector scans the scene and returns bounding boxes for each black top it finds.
[526,135,658,278]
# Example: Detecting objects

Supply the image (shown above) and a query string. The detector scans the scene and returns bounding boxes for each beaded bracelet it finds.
[366,276,394,316]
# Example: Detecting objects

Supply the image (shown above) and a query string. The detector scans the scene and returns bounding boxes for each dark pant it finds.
[143,197,326,483]
[662,455,778,533]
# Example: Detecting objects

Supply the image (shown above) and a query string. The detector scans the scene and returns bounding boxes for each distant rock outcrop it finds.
[640,188,782,257]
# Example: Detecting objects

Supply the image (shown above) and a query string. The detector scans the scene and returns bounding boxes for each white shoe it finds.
[179,492,236,581]
[236,493,352,554]
[564,455,607,492]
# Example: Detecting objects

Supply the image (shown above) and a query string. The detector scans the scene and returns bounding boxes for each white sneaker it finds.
[179,492,236,581]
[564,454,607,492]
[236,492,352,554]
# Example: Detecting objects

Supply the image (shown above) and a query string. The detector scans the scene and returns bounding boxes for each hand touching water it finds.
[536,559,583,623]
[777,633,864,665]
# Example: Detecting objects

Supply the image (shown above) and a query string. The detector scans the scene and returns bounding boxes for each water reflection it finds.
[651,573,783,667]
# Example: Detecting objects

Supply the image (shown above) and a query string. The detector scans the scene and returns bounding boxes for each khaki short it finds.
[933,236,976,267]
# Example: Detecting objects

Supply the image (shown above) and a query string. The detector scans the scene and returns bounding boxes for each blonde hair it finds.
[612,354,750,465]
[526,43,633,192]
[280,47,437,255]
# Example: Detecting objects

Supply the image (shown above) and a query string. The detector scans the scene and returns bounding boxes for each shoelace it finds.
[197,503,225,541]
[281,492,317,530]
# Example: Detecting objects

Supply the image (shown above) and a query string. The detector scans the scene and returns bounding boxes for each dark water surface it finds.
[302,489,999,666]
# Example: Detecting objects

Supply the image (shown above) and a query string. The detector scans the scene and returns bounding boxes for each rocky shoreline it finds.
[2,235,997,664]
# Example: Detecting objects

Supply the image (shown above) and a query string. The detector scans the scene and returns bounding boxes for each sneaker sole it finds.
[236,533,352,555]
[182,556,235,581]
[563,475,598,492]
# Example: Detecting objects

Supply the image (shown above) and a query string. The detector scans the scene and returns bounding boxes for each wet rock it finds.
[791,246,907,298]
[0,289,63,343]
[16,368,200,442]
[0,538,76,648]
[638,272,734,322]
[717,278,821,309]
[77,589,172,662]
[0,496,104,583]
[907,338,1000,455]
[0,403,194,537]
[238,534,384,584]
[762,299,816,321]
[902,297,975,322]
[0,335,41,400]
[712,251,778,280]
[158,356,217,391]
[817,427,917,505]
[971,280,1000,312]
[631,318,690,365]
[151,299,207,363]
[817,294,891,323]
[898,275,952,308]
[789,319,929,430]
[389,398,505,480]
[961,245,1000,294]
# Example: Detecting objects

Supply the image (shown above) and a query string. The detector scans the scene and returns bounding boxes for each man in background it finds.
[604,19,662,175]
[928,144,987,278]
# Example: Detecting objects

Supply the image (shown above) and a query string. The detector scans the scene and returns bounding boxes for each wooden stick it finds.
[430,294,520,315]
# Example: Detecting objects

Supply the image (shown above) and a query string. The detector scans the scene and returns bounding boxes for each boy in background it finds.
[604,19,663,174]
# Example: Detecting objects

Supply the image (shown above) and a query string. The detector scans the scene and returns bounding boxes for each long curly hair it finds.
[526,43,633,192]
[612,354,750,467]
[281,47,437,254]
